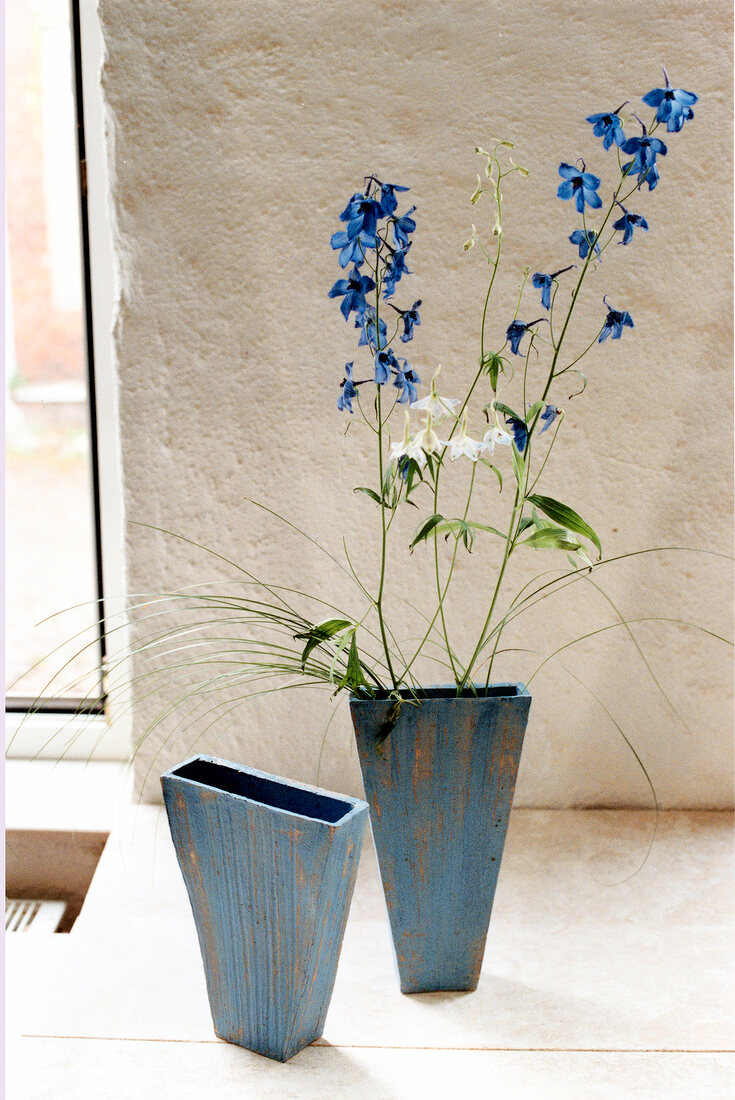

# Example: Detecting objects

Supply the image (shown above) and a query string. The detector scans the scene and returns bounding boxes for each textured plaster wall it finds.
[97,0,733,806]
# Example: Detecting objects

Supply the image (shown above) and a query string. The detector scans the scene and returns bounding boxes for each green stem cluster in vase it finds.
[325,71,698,699]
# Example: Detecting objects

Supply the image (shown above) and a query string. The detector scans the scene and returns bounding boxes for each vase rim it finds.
[162,753,367,826]
[350,682,530,703]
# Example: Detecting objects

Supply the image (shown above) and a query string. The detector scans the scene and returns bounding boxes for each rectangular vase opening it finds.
[359,683,527,702]
[170,758,353,825]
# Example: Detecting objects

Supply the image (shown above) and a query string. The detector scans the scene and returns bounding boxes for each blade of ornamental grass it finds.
[559,663,659,884]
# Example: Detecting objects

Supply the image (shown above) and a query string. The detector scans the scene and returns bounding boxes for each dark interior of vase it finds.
[366,684,522,701]
[172,758,352,824]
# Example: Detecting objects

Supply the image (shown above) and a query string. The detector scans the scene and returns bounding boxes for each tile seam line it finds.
[21,1036,735,1053]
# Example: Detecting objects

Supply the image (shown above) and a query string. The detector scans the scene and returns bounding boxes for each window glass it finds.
[6,0,102,703]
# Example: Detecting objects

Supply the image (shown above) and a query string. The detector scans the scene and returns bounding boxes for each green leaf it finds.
[526,400,544,422]
[436,519,474,552]
[403,458,427,501]
[467,520,505,538]
[410,513,444,551]
[493,400,523,422]
[354,486,382,505]
[435,518,505,548]
[294,617,352,668]
[480,352,505,391]
[333,632,374,697]
[520,526,582,551]
[527,493,602,557]
[516,515,536,536]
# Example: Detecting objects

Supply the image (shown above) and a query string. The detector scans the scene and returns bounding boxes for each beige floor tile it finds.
[9,1039,735,1100]
[7,809,733,1098]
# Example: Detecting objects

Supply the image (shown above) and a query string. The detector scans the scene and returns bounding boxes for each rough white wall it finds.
[98,0,733,806]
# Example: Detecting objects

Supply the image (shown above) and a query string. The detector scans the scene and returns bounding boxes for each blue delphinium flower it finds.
[505,416,528,452]
[599,299,634,342]
[638,163,660,192]
[532,266,575,310]
[532,273,554,310]
[383,245,412,297]
[330,229,368,269]
[391,299,421,342]
[540,405,561,433]
[557,162,603,213]
[642,70,698,133]
[374,347,400,384]
[393,362,421,404]
[506,318,545,356]
[569,229,601,260]
[357,306,388,349]
[339,192,380,246]
[378,181,410,217]
[392,206,417,249]
[621,124,666,188]
[612,205,649,246]
[586,104,628,149]
[337,362,358,413]
[328,267,376,320]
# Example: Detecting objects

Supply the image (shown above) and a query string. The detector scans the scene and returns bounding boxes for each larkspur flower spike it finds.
[412,411,442,457]
[328,267,376,321]
[505,416,528,453]
[621,117,667,190]
[482,424,512,454]
[393,361,421,404]
[557,162,603,213]
[569,229,600,260]
[506,318,546,356]
[410,365,460,422]
[532,266,575,310]
[599,297,634,343]
[389,412,426,468]
[540,405,561,433]
[643,69,698,133]
[389,300,421,343]
[337,362,357,413]
[585,103,628,150]
[612,203,649,246]
[445,412,484,462]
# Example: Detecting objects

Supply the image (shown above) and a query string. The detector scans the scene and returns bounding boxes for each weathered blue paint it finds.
[161,754,368,1061]
[350,684,531,994]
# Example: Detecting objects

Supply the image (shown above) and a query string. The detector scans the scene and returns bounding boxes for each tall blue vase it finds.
[350,684,531,994]
[161,755,368,1061]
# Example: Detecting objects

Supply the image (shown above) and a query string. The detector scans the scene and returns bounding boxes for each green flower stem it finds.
[416,180,507,686]
[369,253,398,690]
[458,486,522,690]
[463,174,634,687]
[373,286,399,690]
[401,456,478,686]
[554,332,603,376]
[525,412,564,494]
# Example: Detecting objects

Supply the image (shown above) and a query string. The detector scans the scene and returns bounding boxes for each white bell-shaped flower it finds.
[412,411,442,456]
[389,412,427,468]
[410,365,460,423]
[481,425,512,454]
[445,412,484,462]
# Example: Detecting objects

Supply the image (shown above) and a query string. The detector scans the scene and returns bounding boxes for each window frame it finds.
[5,0,131,761]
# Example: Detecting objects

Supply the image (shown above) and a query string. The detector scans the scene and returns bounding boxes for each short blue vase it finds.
[161,755,368,1061]
[350,684,531,994]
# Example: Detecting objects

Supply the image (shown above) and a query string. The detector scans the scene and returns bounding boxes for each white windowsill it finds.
[5,758,133,832]
[5,710,130,762]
